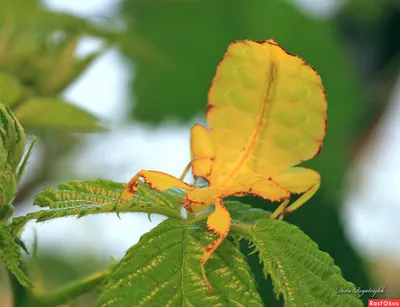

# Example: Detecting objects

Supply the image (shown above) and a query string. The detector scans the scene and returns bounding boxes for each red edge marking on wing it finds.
[141,171,194,191]
[221,190,288,203]
[206,40,252,126]
[126,180,139,194]
[204,244,215,253]
[140,172,162,191]
[192,158,213,185]
[220,177,291,202]
[205,103,216,133]
[205,201,231,238]
[206,103,216,114]
[179,193,205,213]
[207,39,328,158]
[192,172,211,186]
[312,114,327,158]
[260,39,328,159]
[206,225,226,237]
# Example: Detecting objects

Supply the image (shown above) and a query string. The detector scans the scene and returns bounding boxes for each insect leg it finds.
[190,124,214,182]
[284,181,320,215]
[120,170,194,202]
[200,197,231,292]
[179,161,192,181]
[269,198,290,220]
[179,124,214,183]
[226,179,290,210]
[271,167,320,217]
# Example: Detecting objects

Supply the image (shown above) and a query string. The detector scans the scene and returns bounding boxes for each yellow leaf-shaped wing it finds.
[207,39,327,186]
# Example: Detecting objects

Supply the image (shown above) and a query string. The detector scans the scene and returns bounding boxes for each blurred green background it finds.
[1,0,400,306]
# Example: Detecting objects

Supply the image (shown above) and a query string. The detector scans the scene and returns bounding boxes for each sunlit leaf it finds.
[96,219,263,307]
[34,179,126,208]
[10,181,183,235]
[12,177,365,305]
[34,180,183,214]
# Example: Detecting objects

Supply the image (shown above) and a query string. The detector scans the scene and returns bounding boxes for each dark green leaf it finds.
[225,201,271,223]
[96,219,263,307]
[231,219,363,307]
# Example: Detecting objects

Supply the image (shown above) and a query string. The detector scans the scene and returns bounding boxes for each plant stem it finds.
[230,223,251,238]
[30,267,114,307]
[8,269,31,307]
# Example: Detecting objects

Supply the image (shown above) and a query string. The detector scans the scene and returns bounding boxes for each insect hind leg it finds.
[270,167,321,219]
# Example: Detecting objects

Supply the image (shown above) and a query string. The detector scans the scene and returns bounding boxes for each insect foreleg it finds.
[179,161,192,181]
[120,170,194,202]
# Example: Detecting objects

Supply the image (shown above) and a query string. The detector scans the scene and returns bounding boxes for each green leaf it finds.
[34,179,126,208]
[0,223,32,287]
[96,219,263,307]
[0,74,23,107]
[34,180,183,214]
[11,180,183,235]
[231,219,363,307]
[13,98,102,132]
[10,203,170,237]
[225,201,271,223]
